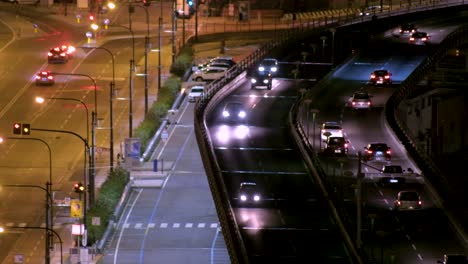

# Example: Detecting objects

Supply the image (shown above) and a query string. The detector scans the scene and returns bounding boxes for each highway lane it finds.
[298,14,468,263]
[102,99,229,264]
[0,8,147,263]
[206,76,352,263]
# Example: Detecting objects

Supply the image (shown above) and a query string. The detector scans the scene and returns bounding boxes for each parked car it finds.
[187,85,204,102]
[192,67,227,82]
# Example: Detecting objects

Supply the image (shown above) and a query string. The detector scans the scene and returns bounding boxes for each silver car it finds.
[394,191,422,210]
[350,91,372,110]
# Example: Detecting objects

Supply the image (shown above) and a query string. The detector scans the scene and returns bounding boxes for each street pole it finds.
[144,6,150,114]
[357,151,363,249]
[330,28,336,65]
[158,16,162,97]
[195,0,198,41]
[182,0,185,45]
[172,0,177,63]
[129,58,134,138]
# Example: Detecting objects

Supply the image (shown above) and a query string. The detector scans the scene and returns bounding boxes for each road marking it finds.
[173,223,180,228]
[160,223,168,228]
[148,223,155,228]
[185,223,193,228]
[210,223,218,228]
[123,223,130,228]
[198,223,206,228]
[135,223,143,229]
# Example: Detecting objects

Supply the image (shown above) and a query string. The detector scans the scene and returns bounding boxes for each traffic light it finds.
[73,182,85,193]
[143,0,150,6]
[13,123,21,135]
[22,124,30,135]
[88,14,95,21]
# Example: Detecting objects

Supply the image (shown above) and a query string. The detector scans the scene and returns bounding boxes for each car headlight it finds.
[251,78,257,84]
[271,67,277,72]
[238,111,246,118]
[253,195,260,201]
[258,66,265,72]
[263,79,269,84]
[223,111,230,117]
[240,195,247,201]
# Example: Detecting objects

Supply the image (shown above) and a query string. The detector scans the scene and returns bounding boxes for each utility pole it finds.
[356,151,364,249]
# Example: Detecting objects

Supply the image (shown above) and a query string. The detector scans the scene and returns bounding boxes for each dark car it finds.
[251,72,273,90]
[369,69,392,85]
[409,31,429,44]
[437,254,468,264]
[399,23,417,35]
[238,182,261,205]
[363,143,391,161]
[35,71,55,86]
[48,46,69,63]
[222,102,247,123]
[258,58,278,75]
[324,136,349,155]
[379,176,406,188]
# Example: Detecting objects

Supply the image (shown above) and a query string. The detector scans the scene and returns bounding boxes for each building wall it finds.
[437,95,466,154]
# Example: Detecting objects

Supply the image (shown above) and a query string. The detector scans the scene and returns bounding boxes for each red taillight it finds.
[367,101,371,105]
[370,74,375,79]
[41,71,48,74]
[344,143,348,148]
[422,37,427,41]
[48,52,53,57]
[418,200,422,205]
[367,150,373,154]
[410,37,414,41]
[384,75,390,79]
[397,201,401,206]
[321,129,326,133]
[53,47,60,51]
[48,76,54,80]
[352,101,356,105]
[35,75,41,80]
[386,150,391,154]
[60,52,67,57]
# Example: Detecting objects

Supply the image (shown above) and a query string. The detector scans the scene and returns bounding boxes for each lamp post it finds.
[0,138,53,264]
[33,97,91,229]
[172,0,177,63]
[0,225,63,264]
[78,45,116,174]
[49,72,98,205]
[330,28,336,65]
[107,24,135,138]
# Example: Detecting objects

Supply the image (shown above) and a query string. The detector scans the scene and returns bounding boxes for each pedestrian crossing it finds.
[121,222,220,229]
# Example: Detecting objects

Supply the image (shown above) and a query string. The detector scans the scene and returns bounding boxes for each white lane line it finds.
[113,189,143,264]
[173,223,180,228]
[135,223,143,229]
[210,223,218,228]
[185,223,193,228]
[417,254,423,260]
[160,223,168,228]
[197,223,206,228]
[148,223,155,228]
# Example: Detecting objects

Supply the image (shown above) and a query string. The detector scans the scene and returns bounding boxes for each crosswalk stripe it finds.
[210,223,218,228]
[185,223,193,228]
[135,223,143,229]
[173,223,180,228]
[197,223,206,228]
[160,223,168,228]
[148,223,155,228]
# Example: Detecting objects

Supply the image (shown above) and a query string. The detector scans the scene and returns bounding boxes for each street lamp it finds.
[35,96,91,216]
[0,225,63,264]
[49,72,98,206]
[0,138,53,264]
[330,28,336,65]
[78,45,115,174]
[107,24,135,138]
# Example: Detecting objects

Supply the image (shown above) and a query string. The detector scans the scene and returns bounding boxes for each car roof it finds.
[240,182,256,187]
[373,69,390,74]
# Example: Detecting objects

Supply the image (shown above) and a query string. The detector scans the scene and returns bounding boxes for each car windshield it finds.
[374,70,388,76]
[400,192,419,201]
[384,166,403,173]
[328,137,345,144]
[261,59,277,66]
[324,125,341,130]
[413,32,427,38]
[354,93,370,100]
[370,144,388,150]
[191,88,203,93]
[401,24,414,30]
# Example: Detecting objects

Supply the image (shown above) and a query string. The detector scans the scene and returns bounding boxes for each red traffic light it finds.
[13,123,21,135]
[89,14,95,21]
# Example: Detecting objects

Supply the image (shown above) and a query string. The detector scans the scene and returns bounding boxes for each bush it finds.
[170,46,193,77]
[87,167,129,244]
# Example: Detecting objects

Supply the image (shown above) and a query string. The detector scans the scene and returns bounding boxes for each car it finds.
[358,5,390,16]
[437,254,468,264]
[48,46,69,63]
[324,136,349,155]
[258,58,278,74]
[399,23,417,35]
[35,71,55,86]
[187,85,204,102]
[211,56,236,67]
[363,143,391,161]
[222,102,247,123]
[250,72,273,90]
[394,191,422,210]
[321,122,343,141]
[409,31,429,44]
[381,165,404,174]
[350,91,372,110]
[238,182,261,204]
[192,67,227,82]
[369,69,392,85]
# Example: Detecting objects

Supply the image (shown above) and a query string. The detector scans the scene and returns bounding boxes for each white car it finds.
[192,67,227,82]
[321,122,343,141]
[350,91,372,110]
[187,85,204,102]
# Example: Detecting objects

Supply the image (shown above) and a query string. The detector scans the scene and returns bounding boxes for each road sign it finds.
[70,200,83,218]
